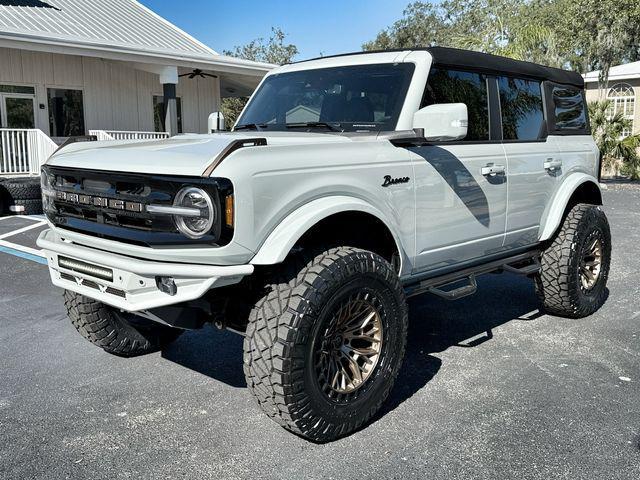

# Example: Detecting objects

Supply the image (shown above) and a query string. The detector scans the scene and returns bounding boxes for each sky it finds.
[139,0,411,60]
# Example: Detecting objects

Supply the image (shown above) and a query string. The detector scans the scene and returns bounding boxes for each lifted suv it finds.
[38,47,610,442]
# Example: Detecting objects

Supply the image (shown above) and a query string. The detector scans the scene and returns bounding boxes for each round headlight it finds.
[41,169,56,213]
[173,187,216,239]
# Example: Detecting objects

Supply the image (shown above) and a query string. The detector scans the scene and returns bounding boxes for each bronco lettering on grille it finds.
[56,191,143,213]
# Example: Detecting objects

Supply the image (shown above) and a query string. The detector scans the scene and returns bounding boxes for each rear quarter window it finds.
[551,85,587,131]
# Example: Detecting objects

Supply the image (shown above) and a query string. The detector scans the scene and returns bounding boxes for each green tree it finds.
[362,2,447,50]
[589,100,640,179]
[550,0,640,83]
[363,0,563,66]
[222,27,298,128]
[363,0,640,75]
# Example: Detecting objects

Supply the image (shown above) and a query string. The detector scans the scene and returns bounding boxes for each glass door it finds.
[0,94,36,129]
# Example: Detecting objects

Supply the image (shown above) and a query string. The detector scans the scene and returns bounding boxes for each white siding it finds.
[0,46,220,135]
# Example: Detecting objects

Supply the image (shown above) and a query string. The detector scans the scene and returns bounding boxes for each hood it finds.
[46,132,354,177]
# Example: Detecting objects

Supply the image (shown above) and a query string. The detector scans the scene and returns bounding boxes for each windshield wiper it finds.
[285,122,343,132]
[234,123,267,131]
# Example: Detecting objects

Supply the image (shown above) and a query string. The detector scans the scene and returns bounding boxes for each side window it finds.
[498,77,545,140]
[422,68,489,141]
[551,85,587,131]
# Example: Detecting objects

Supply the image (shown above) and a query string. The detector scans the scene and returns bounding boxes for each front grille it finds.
[42,166,233,247]
[44,167,176,238]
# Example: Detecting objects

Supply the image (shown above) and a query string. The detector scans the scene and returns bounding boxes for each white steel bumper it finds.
[37,229,254,312]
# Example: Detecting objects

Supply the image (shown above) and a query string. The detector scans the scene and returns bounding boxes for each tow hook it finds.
[156,276,177,296]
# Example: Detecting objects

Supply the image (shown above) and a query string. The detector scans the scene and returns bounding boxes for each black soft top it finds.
[427,47,583,88]
[294,46,584,88]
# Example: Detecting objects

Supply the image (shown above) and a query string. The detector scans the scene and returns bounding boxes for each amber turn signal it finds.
[225,194,234,227]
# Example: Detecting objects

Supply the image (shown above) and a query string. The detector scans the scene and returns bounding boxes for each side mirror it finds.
[208,111,226,132]
[413,103,468,142]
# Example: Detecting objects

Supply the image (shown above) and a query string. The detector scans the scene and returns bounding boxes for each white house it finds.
[0,0,274,176]
[584,61,640,176]
[584,62,639,138]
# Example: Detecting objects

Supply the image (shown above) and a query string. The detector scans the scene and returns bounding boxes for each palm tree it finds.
[588,100,640,179]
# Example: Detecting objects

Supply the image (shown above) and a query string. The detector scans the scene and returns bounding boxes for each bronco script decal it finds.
[381,175,410,187]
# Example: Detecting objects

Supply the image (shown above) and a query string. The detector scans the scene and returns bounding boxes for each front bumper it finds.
[37,229,254,312]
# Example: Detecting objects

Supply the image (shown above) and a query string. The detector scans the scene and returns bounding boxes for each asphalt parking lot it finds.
[1,186,639,480]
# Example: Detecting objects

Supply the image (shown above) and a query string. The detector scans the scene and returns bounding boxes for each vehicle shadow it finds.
[162,325,247,388]
[378,272,541,417]
[161,272,543,423]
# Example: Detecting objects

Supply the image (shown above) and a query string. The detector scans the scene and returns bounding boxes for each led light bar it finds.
[58,256,114,282]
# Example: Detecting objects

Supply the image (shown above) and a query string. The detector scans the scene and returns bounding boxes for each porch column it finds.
[159,66,179,137]
[162,82,178,136]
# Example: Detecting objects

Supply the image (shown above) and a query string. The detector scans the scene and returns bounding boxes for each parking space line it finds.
[0,220,47,240]
[0,244,48,265]
[0,239,46,259]
[0,214,45,222]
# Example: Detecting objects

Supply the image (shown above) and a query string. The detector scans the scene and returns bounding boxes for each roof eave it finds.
[583,73,640,84]
[0,32,276,76]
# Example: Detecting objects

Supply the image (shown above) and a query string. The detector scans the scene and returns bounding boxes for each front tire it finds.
[243,246,408,442]
[64,291,183,357]
[535,203,611,318]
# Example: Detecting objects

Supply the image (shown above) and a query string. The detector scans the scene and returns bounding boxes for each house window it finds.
[153,95,182,133]
[607,83,635,137]
[0,85,35,95]
[47,88,85,137]
[422,68,490,141]
[1,85,36,129]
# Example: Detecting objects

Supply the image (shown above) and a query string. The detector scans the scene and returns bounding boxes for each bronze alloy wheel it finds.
[580,235,603,291]
[314,291,384,399]
[536,204,611,319]
[243,246,408,441]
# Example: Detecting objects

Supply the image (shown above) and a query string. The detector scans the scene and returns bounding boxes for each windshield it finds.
[236,63,415,132]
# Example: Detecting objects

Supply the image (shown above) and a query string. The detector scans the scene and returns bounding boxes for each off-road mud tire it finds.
[10,198,43,215]
[2,177,41,201]
[535,203,611,318]
[63,290,183,357]
[243,246,408,442]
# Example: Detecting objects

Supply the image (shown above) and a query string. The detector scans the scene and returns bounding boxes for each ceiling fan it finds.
[179,69,218,79]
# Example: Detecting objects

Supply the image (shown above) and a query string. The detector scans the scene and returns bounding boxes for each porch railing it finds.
[89,130,170,141]
[0,129,58,176]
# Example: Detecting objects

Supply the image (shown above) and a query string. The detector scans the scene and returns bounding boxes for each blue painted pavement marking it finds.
[0,245,48,265]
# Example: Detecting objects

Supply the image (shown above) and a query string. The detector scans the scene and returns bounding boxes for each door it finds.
[412,68,508,273]
[0,94,36,173]
[497,76,560,248]
[0,94,36,129]
[411,144,508,272]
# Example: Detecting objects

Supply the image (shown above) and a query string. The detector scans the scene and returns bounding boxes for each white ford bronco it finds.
[38,47,610,442]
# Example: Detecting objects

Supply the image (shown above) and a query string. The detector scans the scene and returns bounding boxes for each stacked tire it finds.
[0,177,43,216]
